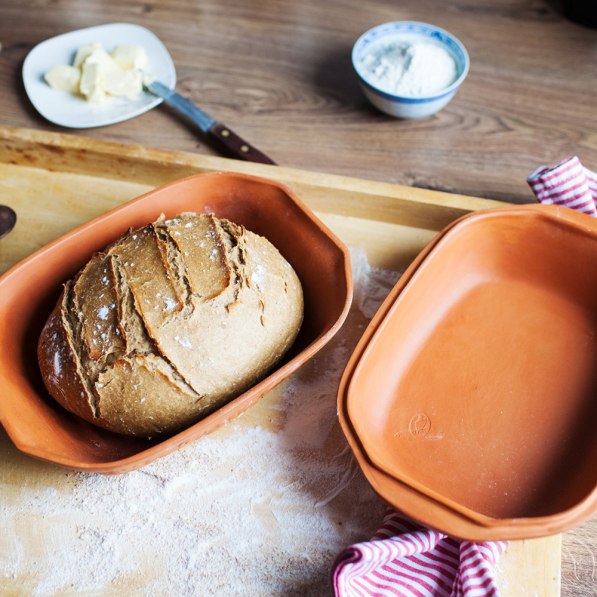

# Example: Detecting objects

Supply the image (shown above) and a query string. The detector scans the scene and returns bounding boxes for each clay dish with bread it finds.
[0,172,352,474]
[38,212,304,438]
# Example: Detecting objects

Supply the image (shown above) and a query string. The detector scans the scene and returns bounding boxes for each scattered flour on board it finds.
[0,248,403,597]
[350,247,402,319]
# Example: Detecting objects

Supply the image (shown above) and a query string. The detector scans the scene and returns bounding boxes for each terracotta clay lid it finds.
[339,204,597,541]
[0,172,352,474]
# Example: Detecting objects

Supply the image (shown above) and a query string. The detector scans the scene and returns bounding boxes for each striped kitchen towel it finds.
[331,507,508,597]
[527,156,597,217]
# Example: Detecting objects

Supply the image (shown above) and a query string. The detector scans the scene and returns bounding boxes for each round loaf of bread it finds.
[38,213,303,437]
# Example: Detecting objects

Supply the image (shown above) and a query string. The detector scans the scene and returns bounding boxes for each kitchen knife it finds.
[145,80,276,165]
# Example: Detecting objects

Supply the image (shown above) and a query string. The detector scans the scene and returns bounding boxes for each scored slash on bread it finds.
[38,213,304,438]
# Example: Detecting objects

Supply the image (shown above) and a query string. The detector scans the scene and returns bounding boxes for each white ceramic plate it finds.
[23,23,176,128]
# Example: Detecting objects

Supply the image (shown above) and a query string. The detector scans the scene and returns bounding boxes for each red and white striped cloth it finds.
[331,508,508,597]
[527,156,597,217]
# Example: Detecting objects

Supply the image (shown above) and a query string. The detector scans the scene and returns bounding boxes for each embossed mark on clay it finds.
[409,413,430,438]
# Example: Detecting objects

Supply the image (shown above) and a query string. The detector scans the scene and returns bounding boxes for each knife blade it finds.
[145,80,277,166]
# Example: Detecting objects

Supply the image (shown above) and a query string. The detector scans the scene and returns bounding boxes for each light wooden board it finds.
[0,127,561,596]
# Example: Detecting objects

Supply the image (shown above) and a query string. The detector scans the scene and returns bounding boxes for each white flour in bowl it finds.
[359,39,458,97]
[0,248,402,597]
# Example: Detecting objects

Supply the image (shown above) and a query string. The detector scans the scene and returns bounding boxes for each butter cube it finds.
[45,40,150,102]
[73,42,103,68]
[84,48,121,74]
[104,69,143,96]
[111,45,148,71]
[44,64,81,93]
[79,62,105,103]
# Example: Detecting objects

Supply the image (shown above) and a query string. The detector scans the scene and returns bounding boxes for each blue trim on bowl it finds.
[352,21,470,102]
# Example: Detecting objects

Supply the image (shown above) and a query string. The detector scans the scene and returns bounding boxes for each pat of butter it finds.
[46,41,150,102]
[104,69,143,96]
[111,45,148,71]
[73,43,103,68]
[84,48,121,74]
[79,63,105,103]
[44,65,81,94]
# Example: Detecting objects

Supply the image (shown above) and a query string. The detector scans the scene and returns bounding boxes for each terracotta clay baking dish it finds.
[339,204,597,540]
[0,172,351,474]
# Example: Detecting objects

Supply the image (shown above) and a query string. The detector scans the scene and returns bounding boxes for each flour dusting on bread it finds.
[38,213,304,437]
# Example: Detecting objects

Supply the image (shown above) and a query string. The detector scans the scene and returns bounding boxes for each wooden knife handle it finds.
[207,123,277,165]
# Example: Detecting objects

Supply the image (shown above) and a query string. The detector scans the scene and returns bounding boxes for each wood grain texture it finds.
[0,0,595,589]
[1,0,597,205]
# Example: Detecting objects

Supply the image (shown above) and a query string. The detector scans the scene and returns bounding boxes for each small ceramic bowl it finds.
[0,172,352,474]
[352,21,470,118]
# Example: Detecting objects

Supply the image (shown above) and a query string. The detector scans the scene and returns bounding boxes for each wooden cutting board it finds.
[0,126,560,596]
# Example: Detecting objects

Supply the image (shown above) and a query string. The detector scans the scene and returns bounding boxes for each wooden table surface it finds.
[0,0,596,594]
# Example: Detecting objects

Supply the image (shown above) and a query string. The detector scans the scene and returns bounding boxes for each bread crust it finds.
[38,213,304,437]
